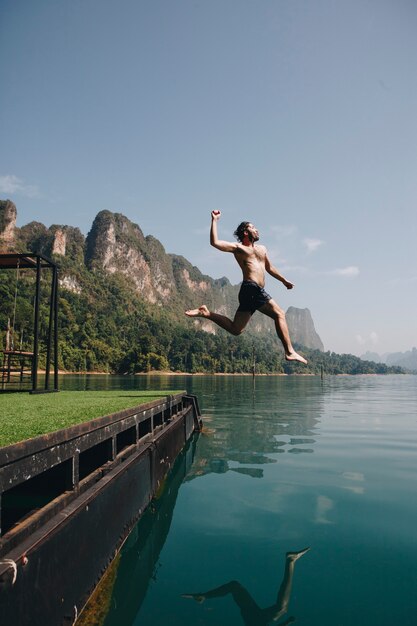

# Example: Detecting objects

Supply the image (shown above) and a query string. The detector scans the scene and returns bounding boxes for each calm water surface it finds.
[68,375,417,626]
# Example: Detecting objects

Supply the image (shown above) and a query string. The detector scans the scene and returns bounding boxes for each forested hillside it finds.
[0,200,403,375]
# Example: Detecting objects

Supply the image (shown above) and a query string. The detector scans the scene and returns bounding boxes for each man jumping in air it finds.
[185,210,307,365]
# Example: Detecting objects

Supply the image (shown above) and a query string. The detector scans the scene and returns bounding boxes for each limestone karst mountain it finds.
[361,348,417,372]
[0,201,324,350]
[0,199,17,248]
[286,306,324,351]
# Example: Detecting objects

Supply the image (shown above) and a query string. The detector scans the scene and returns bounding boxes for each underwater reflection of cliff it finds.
[186,376,323,481]
[182,546,310,626]
[77,436,199,626]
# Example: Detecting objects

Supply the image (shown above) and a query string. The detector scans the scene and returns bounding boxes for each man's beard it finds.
[249,232,259,243]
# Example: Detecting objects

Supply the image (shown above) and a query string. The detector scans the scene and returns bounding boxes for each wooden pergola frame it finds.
[0,253,59,393]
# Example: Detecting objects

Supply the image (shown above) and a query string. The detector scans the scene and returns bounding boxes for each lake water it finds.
[70,374,417,626]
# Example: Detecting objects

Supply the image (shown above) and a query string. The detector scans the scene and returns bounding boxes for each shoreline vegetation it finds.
[53,370,408,376]
[0,248,405,377]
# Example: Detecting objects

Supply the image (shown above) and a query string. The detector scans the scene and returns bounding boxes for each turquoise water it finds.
[69,375,417,626]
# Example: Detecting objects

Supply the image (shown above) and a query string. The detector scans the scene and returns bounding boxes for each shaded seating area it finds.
[0,253,59,393]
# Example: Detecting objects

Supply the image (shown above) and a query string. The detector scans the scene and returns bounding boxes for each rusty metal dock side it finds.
[0,392,202,626]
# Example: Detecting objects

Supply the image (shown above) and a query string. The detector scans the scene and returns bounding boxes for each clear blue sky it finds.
[1,0,416,355]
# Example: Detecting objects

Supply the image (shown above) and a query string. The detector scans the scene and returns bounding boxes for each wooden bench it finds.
[1,350,34,388]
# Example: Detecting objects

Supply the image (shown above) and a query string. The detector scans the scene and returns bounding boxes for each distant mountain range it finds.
[361,348,417,372]
[0,199,404,375]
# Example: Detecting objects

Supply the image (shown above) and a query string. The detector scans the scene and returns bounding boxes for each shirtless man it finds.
[185,211,307,365]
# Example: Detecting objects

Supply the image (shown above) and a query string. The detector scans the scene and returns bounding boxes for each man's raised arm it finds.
[210,210,238,253]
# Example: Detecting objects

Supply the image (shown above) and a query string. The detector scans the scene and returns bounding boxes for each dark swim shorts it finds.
[237,280,272,314]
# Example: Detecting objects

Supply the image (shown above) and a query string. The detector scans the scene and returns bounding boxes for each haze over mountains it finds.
[361,349,417,372]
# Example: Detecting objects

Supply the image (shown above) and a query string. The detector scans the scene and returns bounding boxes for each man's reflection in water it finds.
[182,547,309,625]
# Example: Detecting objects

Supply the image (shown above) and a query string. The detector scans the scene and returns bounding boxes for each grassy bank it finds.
[0,390,180,448]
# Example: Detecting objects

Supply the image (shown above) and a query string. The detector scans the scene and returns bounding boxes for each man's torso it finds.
[234,244,267,287]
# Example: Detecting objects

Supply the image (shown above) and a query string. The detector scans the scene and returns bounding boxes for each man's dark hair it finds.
[234,221,251,243]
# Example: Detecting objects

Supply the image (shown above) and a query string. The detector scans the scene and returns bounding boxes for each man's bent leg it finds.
[182,581,263,623]
[263,547,310,623]
[185,306,252,336]
[258,300,307,365]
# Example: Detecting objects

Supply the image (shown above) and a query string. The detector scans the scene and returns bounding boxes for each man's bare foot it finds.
[185,305,210,318]
[285,351,308,365]
[286,547,310,562]
[181,593,206,603]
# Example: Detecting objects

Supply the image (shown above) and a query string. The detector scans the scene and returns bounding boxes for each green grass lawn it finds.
[0,390,182,448]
